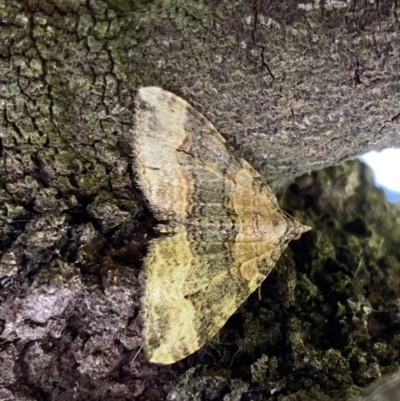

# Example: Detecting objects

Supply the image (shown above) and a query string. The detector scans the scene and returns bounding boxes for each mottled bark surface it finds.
[109,0,400,188]
[1,0,400,400]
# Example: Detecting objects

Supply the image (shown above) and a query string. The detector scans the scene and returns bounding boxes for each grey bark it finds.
[1,1,400,400]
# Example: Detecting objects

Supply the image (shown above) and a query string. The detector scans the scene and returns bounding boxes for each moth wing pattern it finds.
[134,87,310,364]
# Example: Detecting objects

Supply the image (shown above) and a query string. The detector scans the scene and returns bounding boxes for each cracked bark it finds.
[1,0,400,400]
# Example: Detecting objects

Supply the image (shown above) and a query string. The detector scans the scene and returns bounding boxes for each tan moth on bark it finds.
[134,87,310,364]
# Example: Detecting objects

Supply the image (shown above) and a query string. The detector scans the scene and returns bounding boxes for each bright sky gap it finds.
[359,148,400,203]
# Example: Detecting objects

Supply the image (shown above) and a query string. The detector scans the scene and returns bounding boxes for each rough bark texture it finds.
[1,0,400,400]
[110,0,400,189]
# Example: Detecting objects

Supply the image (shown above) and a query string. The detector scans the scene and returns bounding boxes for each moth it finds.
[134,87,310,364]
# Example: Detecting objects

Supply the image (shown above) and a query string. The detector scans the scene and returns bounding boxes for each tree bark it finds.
[1,1,400,400]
